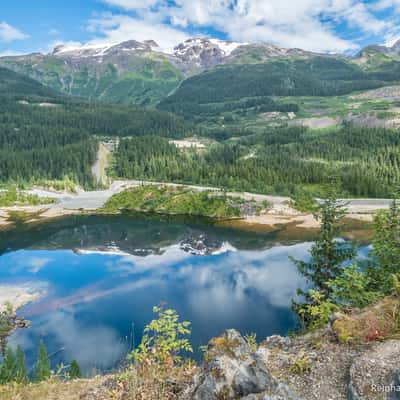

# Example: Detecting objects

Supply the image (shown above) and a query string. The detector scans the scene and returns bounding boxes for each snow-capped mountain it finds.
[171,38,245,71]
[49,37,248,71]
[52,39,162,58]
[0,36,380,106]
[48,37,315,72]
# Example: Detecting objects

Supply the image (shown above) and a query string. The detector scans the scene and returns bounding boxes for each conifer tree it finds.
[291,182,356,326]
[292,183,356,298]
[0,347,16,383]
[15,345,27,383]
[34,340,51,382]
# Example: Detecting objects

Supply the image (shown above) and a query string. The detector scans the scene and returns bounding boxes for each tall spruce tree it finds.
[0,347,16,383]
[291,183,356,315]
[15,345,27,383]
[34,340,51,382]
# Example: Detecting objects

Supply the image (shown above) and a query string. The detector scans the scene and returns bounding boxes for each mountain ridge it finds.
[0,36,398,106]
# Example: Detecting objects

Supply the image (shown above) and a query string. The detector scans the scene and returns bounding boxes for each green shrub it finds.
[244,333,257,352]
[328,264,382,308]
[128,305,193,366]
[295,290,340,330]
[0,187,55,207]
[103,186,241,218]
[289,351,312,375]
[289,189,318,213]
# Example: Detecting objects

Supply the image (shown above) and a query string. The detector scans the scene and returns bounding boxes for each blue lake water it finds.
[0,214,322,373]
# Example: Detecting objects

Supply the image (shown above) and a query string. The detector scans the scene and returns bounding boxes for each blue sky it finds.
[1,0,400,55]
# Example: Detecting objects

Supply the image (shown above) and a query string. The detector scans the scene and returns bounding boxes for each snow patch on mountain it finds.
[52,42,117,56]
[173,38,244,58]
[52,40,162,57]
[209,39,244,56]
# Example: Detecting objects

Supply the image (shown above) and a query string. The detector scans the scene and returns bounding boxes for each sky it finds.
[1,0,400,56]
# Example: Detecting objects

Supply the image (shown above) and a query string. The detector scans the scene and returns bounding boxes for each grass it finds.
[117,363,195,400]
[0,189,56,207]
[0,377,108,400]
[5,210,46,225]
[332,295,400,344]
[289,352,312,375]
[35,178,78,194]
[0,362,195,400]
[103,186,243,218]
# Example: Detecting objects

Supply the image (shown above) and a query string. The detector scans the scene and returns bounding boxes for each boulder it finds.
[183,330,301,400]
[183,329,275,399]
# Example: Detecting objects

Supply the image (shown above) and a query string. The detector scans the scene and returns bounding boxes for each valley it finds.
[1,31,400,400]
[2,38,400,200]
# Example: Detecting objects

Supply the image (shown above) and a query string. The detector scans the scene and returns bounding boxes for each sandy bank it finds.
[0,180,391,232]
[242,211,375,230]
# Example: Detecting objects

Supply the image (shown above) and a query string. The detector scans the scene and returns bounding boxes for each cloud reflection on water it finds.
[4,240,311,372]
[108,241,311,308]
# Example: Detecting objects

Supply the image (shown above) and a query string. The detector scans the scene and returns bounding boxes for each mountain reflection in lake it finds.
[0,215,313,373]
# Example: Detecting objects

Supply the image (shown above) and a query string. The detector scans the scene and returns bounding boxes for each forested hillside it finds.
[0,67,60,99]
[0,67,192,186]
[2,47,400,198]
[158,57,400,119]
[0,51,183,106]
[112,126,400,197]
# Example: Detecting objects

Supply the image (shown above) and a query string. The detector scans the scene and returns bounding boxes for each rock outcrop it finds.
[184,320,400,399]
[182,329,298,400]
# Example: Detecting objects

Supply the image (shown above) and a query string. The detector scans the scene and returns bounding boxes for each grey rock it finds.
[240,383,302,399]
[183,329,276,400]
[262,335,293,351]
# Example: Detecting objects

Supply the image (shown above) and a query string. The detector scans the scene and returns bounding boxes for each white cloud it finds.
[0,22,29,43]
[96,0,393,52]
[87,13,189,52]
[49,40,82,49]
[373,0,400,11]
[10,309,126,371]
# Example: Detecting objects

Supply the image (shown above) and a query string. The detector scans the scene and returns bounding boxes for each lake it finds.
[0,214,320,373]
